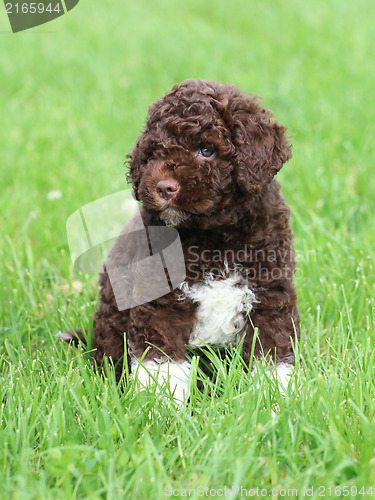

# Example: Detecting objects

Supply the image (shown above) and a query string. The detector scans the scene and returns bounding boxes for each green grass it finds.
[1,0,375,497]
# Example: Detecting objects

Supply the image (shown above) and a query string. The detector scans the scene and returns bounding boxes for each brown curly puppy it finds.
[63,79,299,401]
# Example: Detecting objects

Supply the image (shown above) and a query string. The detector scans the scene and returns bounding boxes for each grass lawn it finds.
[1,0,375,498]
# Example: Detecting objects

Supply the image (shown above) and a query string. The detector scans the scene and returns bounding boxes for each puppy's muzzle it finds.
[156,178,180,201]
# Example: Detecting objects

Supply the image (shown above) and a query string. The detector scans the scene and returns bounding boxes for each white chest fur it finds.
[180,275,256,348]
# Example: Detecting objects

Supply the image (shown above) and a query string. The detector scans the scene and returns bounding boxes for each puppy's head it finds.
[127,79,291,228]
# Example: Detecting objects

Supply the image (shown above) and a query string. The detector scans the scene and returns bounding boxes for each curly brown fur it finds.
[65,79,300,388]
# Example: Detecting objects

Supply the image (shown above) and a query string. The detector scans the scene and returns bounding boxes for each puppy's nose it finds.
[156,178,180,200]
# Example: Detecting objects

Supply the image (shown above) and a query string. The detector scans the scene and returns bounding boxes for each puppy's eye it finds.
[199,146,215,158]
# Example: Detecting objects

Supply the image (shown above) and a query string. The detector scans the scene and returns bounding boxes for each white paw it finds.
[272,362,294,392]
[252,361,295,393]
[131,358,191,404]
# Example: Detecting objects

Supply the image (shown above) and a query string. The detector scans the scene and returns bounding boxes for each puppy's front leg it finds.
[127,295,196,403]
[243,287,299,368]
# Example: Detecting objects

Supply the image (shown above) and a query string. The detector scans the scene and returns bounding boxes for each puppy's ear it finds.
[232,98,292,194]
[126,133,145,201]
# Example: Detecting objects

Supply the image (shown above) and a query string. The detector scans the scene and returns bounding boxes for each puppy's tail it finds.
[58,329,87,347]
